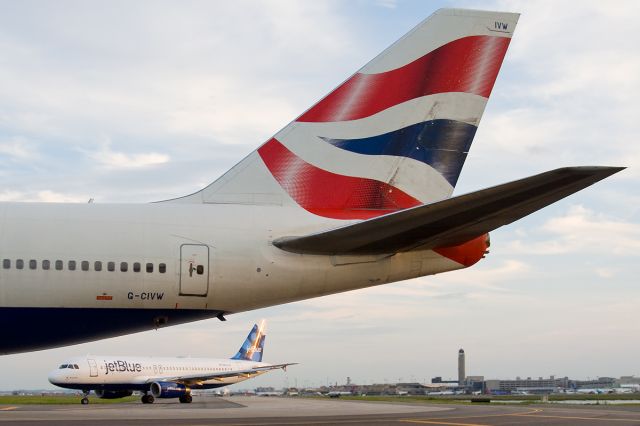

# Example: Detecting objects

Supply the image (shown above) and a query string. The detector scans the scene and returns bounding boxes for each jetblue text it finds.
[104,360,142,375]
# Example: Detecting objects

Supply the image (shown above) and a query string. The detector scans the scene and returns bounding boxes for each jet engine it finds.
[94,389,133,399]
[150,381,190,398]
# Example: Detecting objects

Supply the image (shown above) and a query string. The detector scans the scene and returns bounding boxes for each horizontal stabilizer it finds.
[273,167,624,255]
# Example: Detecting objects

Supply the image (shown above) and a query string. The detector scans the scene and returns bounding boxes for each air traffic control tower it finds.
[458,348,466,385]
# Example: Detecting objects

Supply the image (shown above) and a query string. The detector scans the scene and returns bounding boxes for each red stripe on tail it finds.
[299,35,510,123]
[258,139,421,219]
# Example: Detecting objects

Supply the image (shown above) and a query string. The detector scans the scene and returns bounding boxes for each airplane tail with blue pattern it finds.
[231,321,266,362]
[170,9,519,221]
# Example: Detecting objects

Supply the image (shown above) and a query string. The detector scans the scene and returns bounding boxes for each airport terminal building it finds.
[484,376,569,393]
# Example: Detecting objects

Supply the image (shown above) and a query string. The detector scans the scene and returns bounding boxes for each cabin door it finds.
[179,244,209,297]
[87,359,98,377]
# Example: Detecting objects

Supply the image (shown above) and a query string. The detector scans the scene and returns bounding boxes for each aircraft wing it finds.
[146,363,297,386]
[273,166,623,255]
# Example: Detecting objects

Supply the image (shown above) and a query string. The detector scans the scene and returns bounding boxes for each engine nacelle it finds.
[150,381,190,398]
[94,389,133,399]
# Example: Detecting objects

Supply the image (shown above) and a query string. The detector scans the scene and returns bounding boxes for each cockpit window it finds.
[73,364,79,369]
[60,364,68,369]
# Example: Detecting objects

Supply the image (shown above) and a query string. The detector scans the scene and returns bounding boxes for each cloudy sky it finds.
[0,0,638,391]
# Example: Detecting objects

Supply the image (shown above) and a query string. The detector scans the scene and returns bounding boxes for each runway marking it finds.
[403,407,640,424]
[401,420,488,425]
[401,408,545,425]
[206,419,454,426]
[512,412,640,422]
[0,406,17,411]
[402,408,541,422]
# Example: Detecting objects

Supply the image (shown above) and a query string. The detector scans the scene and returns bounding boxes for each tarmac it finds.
[2,395,640,425]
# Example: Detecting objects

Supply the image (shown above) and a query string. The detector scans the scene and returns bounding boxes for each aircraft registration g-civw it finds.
[48,321,294,404]
[0,8,624,354]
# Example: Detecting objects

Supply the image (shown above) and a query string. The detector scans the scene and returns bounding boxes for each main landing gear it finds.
[179,394,193,404]
[141,394,155,404]
[80,390,90,405]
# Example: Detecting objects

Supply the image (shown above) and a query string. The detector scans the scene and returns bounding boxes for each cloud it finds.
[595,267,615,278]
[82,139,169,169]
[507,205,640,255]
[429,259,530,289]
[0,1,358,204]
[0,189,87,203]
[376,0,398,9]
[271,258,533,329]
[458,0,640,194]
[0,137,39,162]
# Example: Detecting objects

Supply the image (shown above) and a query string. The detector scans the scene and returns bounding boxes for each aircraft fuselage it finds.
[0,202,473,354]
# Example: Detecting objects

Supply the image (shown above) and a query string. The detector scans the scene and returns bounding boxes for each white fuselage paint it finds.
[48,355,268,390]
[0,202,465,314]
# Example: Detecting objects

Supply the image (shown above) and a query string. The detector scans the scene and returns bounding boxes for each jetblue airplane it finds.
[0,8,623,354]
[48,321,294,404]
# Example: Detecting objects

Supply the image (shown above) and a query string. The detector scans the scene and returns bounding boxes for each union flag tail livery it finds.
[173,9,519,218]
[0,9,623,355]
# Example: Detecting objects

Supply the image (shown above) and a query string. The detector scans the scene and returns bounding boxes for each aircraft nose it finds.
[47,369,61,385]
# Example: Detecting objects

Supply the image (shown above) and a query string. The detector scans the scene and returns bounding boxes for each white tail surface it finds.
[169,9,519,220]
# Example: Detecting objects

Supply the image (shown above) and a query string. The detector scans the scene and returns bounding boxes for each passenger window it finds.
[3,259,10,269]
[68,260,76,271]
[81,261,89,271]
[159,263,166,274]
[196,265,204,275]
[120,262,128,272]
[107,261,115,272]
[146,263,153,273]
[55,260,63,271]
[16,259,24,270]
[133,262,141,273]
[43,260,50,270]
[29,259,37,270]
[95,261,102,271]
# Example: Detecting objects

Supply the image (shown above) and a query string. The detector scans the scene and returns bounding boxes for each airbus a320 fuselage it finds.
[49,322,294,404]
[0,8,622,354]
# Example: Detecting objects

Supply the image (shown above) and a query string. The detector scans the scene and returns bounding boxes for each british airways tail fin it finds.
[231,321,266,362]
[167,9,519,219]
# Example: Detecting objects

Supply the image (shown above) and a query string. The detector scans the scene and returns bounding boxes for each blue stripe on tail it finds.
[322,119,477,186]
[231,324,265,362]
